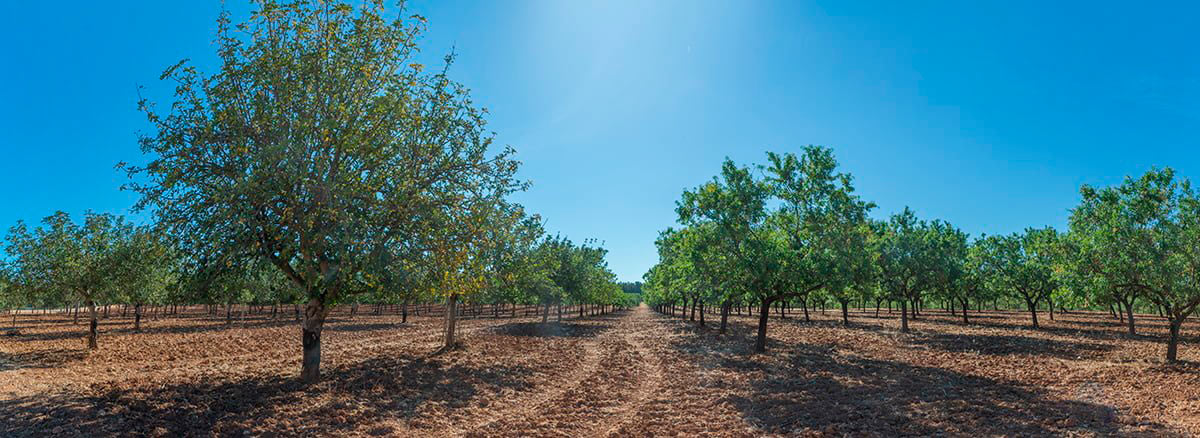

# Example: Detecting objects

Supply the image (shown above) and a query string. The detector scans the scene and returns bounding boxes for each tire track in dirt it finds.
[454,318,614,437]
[457,306,666,438]
[597,305,666,437]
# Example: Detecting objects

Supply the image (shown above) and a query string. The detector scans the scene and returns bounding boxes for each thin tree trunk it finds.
[840,300,849,326]
[900,299,909,333]
[444,294,459,349]
[719,300,730,334]
[87,300,99,349]
[1124,298,1137,336]
[134,302,142,332]
[1026,298,1039,328]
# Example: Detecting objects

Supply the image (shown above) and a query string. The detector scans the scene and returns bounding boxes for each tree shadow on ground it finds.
[491,321,612,338]
[0,352,535,437]
[0,348,89,371]
[659,313,1179,437]
[910,332,1116,359]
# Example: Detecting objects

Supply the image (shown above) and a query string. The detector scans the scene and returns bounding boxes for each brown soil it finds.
[1,305,1198,437]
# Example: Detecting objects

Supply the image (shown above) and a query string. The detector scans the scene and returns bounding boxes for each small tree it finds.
[5,212,133,349]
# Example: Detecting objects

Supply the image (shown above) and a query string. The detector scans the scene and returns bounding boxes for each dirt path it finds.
[457,305,666,438]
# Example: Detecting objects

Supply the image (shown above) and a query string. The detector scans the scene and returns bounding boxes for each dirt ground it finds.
[2,304,1199,437]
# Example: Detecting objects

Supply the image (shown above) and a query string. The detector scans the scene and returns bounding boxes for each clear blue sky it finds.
[2,1,1199,281]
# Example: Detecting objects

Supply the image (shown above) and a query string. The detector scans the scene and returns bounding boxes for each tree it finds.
[674,147,872,352]
[1070,168,1200,361]
[873,209,942,333]
[988,228,1059,329]
[4,212,134,349]
[125,0,523,382]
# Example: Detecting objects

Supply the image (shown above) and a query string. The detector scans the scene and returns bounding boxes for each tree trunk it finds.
[755,299,772,353]
[402,300,409,324]
[557,303,562,322]
[719,301,730,334]
[699,301,705,326]
[959,298,969,324]
[226,302,233,326]
[801,299,810,321]
[1124,299,1137,336]
[300,298,329,383]
[444,294,459,349]
[134,302,142,332]
[87,300,99,349]
[900,299,909,333]
[294,304,301,321]
[1026,298,1039,329]
[1166,318,1182,362]
[542,302,550,323]
[690,298,697,322]
[840,300,849,326]
[1048,296,1055,321]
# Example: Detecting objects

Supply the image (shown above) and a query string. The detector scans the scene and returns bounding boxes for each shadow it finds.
[0,352,535,437]
[659,313,1178,437]
[911,332,1116,359]
[324,322,405,333]
[0,348,89,371]
[491,321,612,338]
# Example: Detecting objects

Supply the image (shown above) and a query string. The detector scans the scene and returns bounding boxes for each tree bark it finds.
[698,301,705,326]
[840,300,849,326]
[1026,298,1039,329]
[959,298,969,324]
[134,302,142,332]
[87,300,99,349]
[900,299,909,333]
[719,300,730,334]
[1124,298,1137,336]
[300,298,329,383]
[755,299,772,353]
[1166,318,1182,362]
[444,294,459,349]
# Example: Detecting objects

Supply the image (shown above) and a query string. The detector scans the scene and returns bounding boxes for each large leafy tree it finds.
[125,0,523,382]
[1070,168,1200,361]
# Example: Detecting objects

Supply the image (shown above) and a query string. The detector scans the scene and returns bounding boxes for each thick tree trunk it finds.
[900,299,909,333]
[755,299,772,353]
[444,294,459,349]
[401,300,409,324]
[699,301,705,326]
[87,301,99,349]
[840,300,849,326]
[300,298,329,383]
[1166,319,1182,362]
[959,298,969,324]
